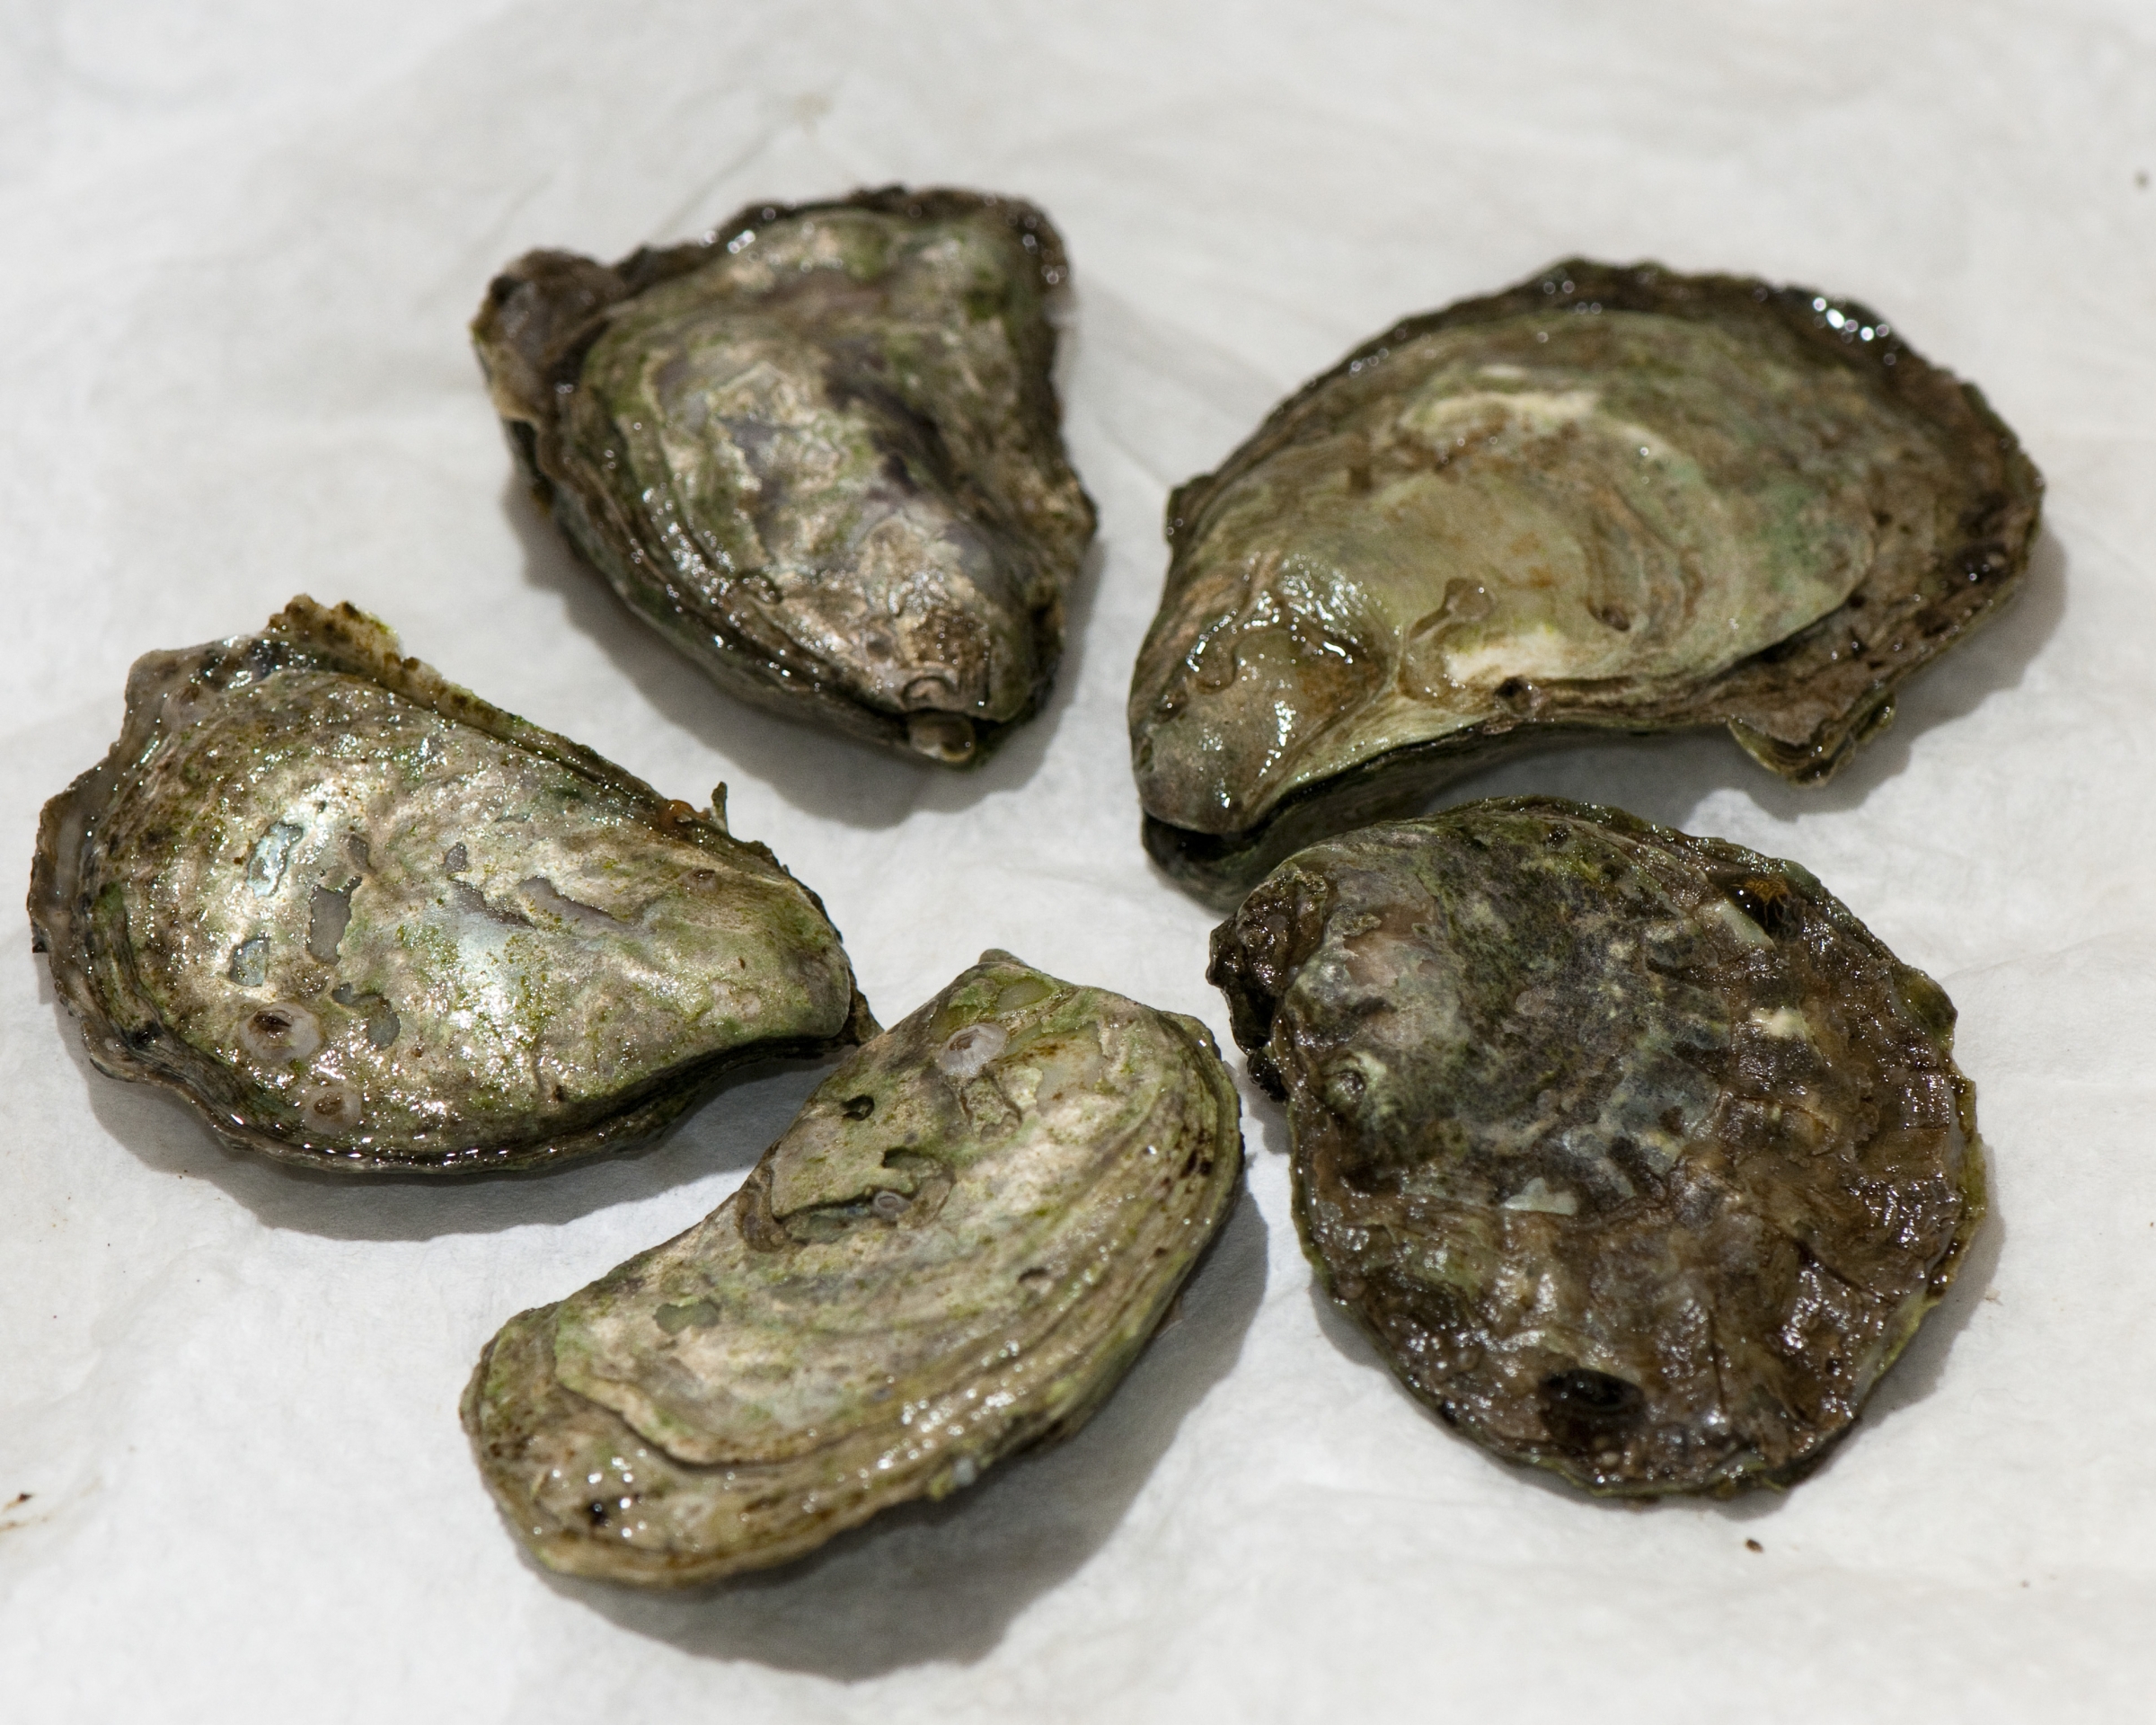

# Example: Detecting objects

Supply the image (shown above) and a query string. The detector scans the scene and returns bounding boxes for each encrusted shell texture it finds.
[29,597,870,1174]
[464,951,1242,1584]
[1209,798,1985,1495]
[475,186,1097,766]
[1134,260,2043,906]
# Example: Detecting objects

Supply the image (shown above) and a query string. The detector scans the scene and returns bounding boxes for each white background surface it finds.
[3,3,2152,1719]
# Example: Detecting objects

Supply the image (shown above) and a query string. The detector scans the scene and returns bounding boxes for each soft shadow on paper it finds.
[535,1186,1268,1679]
[503,478,1106,830]
[58,983,832,1243]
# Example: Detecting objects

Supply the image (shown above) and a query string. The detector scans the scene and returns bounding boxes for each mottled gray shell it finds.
[1135,260,2043,906]
[474,186,1097,766]
[464,951,1241,1584]
[29,597,871,1174]
[1209,799,1984,1495]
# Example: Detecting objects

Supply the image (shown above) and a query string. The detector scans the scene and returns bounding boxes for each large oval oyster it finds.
[463,951,1241,1584]
[29,597,871,1174]
[1134,260,2043,905]
[1209,798,1984,1495]
[475,187,1096,766]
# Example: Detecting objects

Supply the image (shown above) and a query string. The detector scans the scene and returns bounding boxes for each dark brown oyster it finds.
[1209,798,1984,1495]
[474,187,1096,766]
[30,597,871,1174]
[464,951,1242,1584]
[1133,260,2043,906]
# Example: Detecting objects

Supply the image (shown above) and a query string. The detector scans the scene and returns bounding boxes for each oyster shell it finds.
[1134,260,2043,906]
[474,187,1096,766]
[1209,798,1984,1495]
[29,597,871,1174]
[463,951,1241,1584]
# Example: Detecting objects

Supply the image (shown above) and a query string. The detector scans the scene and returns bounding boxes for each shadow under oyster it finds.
[29,597,871,1174]
[464,951,1242,1585]
[1208,798,1985,1496]
[1133,260,2043,907]
[475,186,1097,767]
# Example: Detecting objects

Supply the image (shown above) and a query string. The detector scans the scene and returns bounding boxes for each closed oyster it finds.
[474,187,1096,766]
[463,951,1241,1584]
[1134,260,2042,905]
[1209,798,1984,1495]
[29,597,870,1174]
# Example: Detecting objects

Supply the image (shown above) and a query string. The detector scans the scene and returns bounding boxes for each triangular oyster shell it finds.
[475,187,1097,766]
[1133,260,2043,905]
[29,597,871,1174]
[464,951,1241,1584]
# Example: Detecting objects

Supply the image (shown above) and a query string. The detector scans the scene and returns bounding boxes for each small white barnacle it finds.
[937,1021,1008,1082]
[293,1077,362,1133]
[238,1002,322,1065]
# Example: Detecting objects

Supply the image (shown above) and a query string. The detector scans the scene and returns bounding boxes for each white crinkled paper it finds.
[3,4,2153,1719]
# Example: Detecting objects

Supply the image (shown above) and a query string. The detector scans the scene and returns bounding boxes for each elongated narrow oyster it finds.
[29,597,870,1174]
[474,187,1096,766]
[1209,799,1984,1495]
[464,951,1241,1584]
[1134,260,2043,905]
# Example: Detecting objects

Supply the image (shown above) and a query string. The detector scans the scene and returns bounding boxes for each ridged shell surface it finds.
[1134,261,2042,905]
[1208,799,1984,1495]
[464,951,1241,1584]
[29,598,870,1173]
[475,187,1096,766]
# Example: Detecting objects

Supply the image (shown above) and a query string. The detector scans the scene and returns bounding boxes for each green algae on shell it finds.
[474,186,1097,767]
[464,951,1242,1585]
[28,597,872,1175]
[1133,260,2043,907]
[1208,798,1984,1496]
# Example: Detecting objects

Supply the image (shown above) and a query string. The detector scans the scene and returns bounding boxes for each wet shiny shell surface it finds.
[28,598,870,1174]
[464,951,1242,1585]
[1208,798,1984,1495]
[1134,260,2042,906]
[474,186,1096,766]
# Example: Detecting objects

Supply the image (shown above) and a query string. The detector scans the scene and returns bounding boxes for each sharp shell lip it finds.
[1133,258,2045,905]
[462,951,1247,1585]
[1206,795,1988,1498]
[473,185,1098,768]
[27,595,876,1177]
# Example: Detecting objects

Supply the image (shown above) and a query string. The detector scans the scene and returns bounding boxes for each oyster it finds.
[474,187,1096,766]
[1133,260,2043,905]
[29,597,871,1174]
[463,951,1241,1584]
[1209,798,1984,1495]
